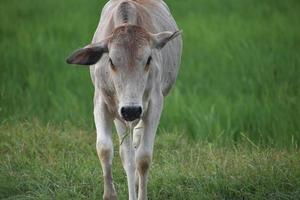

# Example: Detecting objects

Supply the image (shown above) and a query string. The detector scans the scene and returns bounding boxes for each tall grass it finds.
[0,0,299,147]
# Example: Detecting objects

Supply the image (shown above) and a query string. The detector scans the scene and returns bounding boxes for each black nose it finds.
[120,106,142,122]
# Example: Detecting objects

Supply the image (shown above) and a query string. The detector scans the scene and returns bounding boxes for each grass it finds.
[1,121,300,200]
[1,0,300,199]
[0,0,299,146]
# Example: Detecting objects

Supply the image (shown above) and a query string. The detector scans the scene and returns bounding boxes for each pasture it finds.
[1,0,300,199]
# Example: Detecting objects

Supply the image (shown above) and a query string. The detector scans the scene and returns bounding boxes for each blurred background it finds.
[0,0,299,147]
[1,1,300,199]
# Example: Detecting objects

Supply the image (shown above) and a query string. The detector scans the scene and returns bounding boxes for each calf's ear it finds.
[150,30,182,49]
[66,38,110,65]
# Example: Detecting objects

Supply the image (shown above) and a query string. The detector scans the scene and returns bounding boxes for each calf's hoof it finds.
[103,193,117,200]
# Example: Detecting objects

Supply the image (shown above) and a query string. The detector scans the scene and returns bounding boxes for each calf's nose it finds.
[120,106,142,122]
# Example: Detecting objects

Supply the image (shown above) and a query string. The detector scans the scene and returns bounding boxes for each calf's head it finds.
[67,25,181,121]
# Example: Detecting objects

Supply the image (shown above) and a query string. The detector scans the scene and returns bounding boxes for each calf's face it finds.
[66,25,181,122]
[108,26,157,122]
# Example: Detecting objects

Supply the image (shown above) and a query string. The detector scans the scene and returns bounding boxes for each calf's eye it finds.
[109,58,116,71]
[145,56,152,70]
[146,56,152,65]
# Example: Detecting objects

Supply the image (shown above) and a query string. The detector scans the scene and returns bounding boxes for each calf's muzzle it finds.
[120,106,142,122]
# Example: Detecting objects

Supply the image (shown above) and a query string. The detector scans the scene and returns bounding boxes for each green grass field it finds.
[1,122,300,199]
[1,0,300,199]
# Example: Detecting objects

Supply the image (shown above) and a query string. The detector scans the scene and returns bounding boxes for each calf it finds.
[67,0,182,199]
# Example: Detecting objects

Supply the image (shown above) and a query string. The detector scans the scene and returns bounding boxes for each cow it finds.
[66,0,182,199]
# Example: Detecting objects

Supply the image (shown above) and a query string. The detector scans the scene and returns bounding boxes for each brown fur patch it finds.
[98,148,116,197]
[99,148,111,163]
[111,25,150,43]
[101,88,118,116]
[103,193,117,200]
[137,155,151,175]
[110,25,150,67]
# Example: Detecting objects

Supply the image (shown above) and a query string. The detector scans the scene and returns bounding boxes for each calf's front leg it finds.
[136,94,163,200]
[115,119,137,200]
[94,98,117,200]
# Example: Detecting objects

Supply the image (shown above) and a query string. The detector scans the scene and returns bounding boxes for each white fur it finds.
[90,1,182,199]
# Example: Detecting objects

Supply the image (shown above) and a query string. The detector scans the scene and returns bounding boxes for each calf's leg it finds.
[115,119,137,200]
[94,99,117,200]
[136,95,163,200]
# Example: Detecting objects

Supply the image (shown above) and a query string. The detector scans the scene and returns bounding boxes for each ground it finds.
[1,121,299,199]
